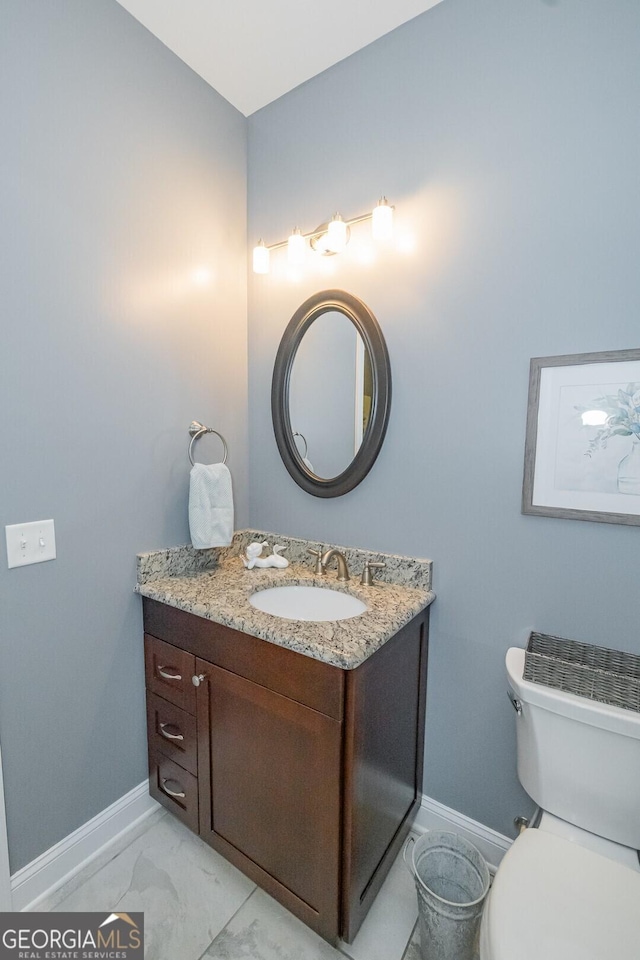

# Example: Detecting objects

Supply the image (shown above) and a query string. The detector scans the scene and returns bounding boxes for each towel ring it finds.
[293,431,308,459]
[188,420,228,466]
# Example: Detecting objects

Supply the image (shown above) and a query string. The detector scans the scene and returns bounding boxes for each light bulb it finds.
[326,214,347,254]
[287,228,306,266]
[252,240,270,275]
[372,197,393,242]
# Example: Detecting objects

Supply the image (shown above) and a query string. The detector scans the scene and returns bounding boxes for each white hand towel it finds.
[189,462,234,549]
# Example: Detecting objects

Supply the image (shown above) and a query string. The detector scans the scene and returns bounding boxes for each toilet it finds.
[479,646,640,960]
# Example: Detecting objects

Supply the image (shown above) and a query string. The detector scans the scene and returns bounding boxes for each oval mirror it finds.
[272,290,391,497]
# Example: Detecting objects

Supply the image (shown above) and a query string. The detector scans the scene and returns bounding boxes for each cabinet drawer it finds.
[149,753,198,832]
[146,692,197,775]
[145,634,196,714]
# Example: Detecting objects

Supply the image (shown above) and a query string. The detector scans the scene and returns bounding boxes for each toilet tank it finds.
[506,647,640,849]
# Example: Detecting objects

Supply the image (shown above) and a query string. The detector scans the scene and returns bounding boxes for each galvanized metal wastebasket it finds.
[405,832,490,960]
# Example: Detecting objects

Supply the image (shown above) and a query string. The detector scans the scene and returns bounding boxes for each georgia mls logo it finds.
[0,911,144,959]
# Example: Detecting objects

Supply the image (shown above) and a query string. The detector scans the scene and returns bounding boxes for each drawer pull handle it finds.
[192,674,206,687]
[159,723,184,741]
[161,778,186,799]
[157,666,182,681]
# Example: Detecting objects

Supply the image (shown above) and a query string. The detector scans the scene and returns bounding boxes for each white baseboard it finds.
[413,795,512,872]
[8,785,510,912]
[11,781,160,912]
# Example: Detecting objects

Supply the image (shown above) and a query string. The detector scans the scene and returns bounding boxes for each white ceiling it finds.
[116,0,444,116]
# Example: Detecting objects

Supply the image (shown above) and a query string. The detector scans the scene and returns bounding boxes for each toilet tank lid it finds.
[506,647,640,740]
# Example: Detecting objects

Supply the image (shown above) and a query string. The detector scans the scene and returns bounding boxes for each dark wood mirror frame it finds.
[271,289,392,498]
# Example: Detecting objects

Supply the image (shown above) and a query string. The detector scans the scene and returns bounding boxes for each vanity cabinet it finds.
[142,596,429,944]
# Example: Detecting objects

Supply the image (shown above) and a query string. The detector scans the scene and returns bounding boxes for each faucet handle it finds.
[307,547,324,575]
[360,561,386,586]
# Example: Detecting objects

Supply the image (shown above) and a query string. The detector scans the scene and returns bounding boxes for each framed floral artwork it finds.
[522,348,640,525]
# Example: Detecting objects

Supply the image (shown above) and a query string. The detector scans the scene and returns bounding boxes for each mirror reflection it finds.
[289,311,373,479]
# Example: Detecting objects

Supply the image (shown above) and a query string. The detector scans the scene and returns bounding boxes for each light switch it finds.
[5,519,56,568]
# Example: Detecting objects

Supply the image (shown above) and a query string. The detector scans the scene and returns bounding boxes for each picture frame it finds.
[522,348,640,525]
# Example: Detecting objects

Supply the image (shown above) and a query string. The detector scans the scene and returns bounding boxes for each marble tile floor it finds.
[36,811,423,960]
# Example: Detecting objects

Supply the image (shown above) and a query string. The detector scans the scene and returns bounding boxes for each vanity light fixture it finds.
[287,227,306,266]
[252,239,270,275]
[326,213,348,254]
[252,197,394,274]
[371,197,394,242]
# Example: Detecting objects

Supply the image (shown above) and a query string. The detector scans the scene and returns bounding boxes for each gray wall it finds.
[0,0,247,870]
[248,0,640,838]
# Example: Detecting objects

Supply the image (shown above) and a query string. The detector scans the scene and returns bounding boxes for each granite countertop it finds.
[135,530,435,670]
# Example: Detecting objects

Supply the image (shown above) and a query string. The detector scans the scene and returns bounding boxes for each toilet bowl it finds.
[479,820,640,960]
[480,646,640,960]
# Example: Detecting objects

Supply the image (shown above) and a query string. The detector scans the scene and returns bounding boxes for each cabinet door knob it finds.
[192,674,206,687]
[157,666,182,681]
[159,722,184,741]
[161,778,186,799]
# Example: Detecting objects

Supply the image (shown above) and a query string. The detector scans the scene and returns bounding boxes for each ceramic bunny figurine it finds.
[242,541,269,569]
[263,544,289,569]
[242,542,289,569]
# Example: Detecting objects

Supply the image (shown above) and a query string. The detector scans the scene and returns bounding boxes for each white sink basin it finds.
[249,585,367,622]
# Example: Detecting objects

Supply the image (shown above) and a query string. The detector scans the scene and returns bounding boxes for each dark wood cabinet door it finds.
[196,659,342,943]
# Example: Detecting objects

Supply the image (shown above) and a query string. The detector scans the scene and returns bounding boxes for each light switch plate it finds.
[5,519,56,568]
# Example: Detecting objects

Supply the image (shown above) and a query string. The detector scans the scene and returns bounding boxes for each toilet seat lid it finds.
[485,828,640,960]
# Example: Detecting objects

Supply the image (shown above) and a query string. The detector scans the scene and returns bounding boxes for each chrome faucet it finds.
[320,548,350,582]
